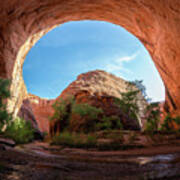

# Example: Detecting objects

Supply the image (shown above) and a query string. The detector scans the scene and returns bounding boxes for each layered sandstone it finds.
[50,70,148,135]
[0,0,179,120]
[60,70,147,125]
[19,70,147,134]
[19,94,55,133]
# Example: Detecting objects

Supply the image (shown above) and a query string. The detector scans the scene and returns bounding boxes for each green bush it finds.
[0,78,12,131]
[71,103,103,133]
[96,116,123,131]
[5,117,35,144]
[160,114,180,132]
[173,116,180,125]
[51,132,75,146]
[86,134,97,147]
[51,97,103,133]
[72,103,103,119]
[50,96,75,131]
[114,89,139,122]
[51,132,97,148]
[145,103,161,132]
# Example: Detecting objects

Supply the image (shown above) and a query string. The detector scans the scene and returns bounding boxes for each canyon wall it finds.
[59,70,147,127]
[19,94,55,133]
[0,0,179,118]
[19,70,148,133]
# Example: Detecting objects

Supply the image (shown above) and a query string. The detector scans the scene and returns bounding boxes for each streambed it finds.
[1,142,180,180]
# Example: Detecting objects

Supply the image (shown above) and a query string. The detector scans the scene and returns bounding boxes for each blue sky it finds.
[23,20,165,102]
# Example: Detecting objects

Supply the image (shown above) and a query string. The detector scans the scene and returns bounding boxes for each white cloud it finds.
[104,52,139,76]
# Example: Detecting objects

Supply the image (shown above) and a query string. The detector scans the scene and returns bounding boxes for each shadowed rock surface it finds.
[1,142,180,180]
[18,99,45,139]
[19,70,147,134]
[19,94,55,133]
[50,70,147,135]
[0,0,179,119]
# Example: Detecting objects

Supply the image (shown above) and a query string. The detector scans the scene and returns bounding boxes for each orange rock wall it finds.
[0,0,179,117]
[23,95,55,133]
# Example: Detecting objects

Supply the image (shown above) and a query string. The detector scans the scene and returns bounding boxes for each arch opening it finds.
[20,20,166,133]
[23,20,165,102]
[0,0,178,119]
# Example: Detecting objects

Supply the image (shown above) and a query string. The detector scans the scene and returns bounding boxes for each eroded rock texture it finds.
[0,0,179,117]
[50,70,147,135]
[60,70,147,124]
[18,99,43,139]
[19,94,55,133]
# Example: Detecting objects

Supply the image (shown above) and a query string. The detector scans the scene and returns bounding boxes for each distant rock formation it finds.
[19,94,55,133]
[19,70,148,134]
[50,70,148,135]
[18,99,43,139]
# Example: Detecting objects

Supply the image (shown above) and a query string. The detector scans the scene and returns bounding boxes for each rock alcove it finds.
[0,0,180,119]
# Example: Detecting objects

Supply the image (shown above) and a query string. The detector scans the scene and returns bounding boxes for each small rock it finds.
[0,137,16,147]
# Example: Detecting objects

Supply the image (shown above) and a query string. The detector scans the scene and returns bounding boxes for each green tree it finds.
[0,78,12,131]
[145,102,161,132]
[72,103,103,119]
[50,96,75,131]
[114,89,140,122]
[71,103,103,133]
[96,116,123,131]
[130,80,151,102]
[5,117,35,144]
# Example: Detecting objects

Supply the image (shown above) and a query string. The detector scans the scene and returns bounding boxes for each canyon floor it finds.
[1,141,180,180]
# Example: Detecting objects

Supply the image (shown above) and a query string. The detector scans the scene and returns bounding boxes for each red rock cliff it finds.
[19,70,148,134]
[19,94,55,133]
[50,70,148,135]
[0,0,179,119]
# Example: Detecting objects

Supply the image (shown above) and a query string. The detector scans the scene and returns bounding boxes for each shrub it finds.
[145,103,161,132]
[0,78,12,131]
[86,134,97,147]
[173,116,180,125]
[51,132,75,146]
[161,114,180,132]
[71,103,103,133]
[114,89,139,123]
[96,116,123,131]
[72,103,103,119]
[5,117,35,144]
[50,96,75,131]
[130,80,150,102]
[51,132,97,148]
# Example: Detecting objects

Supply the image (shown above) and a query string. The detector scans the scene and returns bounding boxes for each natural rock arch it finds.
[0,0,180,117]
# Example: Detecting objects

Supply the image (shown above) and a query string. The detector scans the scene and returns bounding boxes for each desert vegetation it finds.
[4,117,35,144]
[1,77,180,148]
[0,78,35,144]
[0,78,12,131]
[50,95,125,133]
[50,80,180,149]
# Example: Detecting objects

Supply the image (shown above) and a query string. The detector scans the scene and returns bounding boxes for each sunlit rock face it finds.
[19,94,55,133]
[0,0,180,119]
[60,70,147,124]
[18,99,43,139]
[50,70,147,135]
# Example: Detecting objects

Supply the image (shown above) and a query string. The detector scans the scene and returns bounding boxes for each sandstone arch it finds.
[0,0,180,117]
